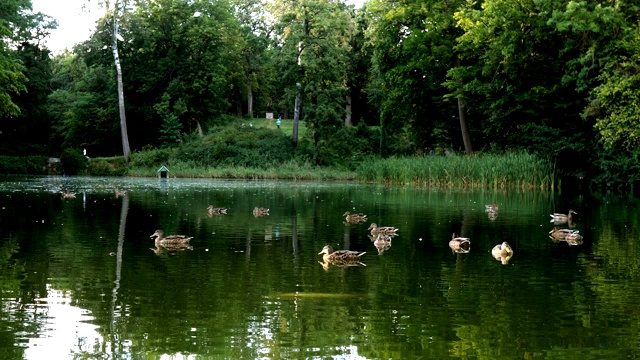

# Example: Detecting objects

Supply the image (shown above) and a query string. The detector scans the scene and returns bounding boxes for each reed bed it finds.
[355,153,556,189]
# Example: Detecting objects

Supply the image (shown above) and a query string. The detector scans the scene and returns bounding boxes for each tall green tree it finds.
[233,0,275,118]
[75,0,242,151]
[0,1,58,154]
[274,0,355,161]
[449,0,597,177]
[48,53,121,155]
[110,0,131,162]
[367,0,466,155]
[548,0,640,185]
[0,0,31,118]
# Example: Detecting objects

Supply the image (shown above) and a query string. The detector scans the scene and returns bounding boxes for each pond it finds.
[0,176,639,359]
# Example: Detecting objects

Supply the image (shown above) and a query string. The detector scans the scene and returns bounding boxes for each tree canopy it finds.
[3,0,640,187]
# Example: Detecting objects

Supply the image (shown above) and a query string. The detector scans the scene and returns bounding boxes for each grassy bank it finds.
[125,161,356,180]
[87,151,555,189]
[355,153,555,189]
[0,117,555,188]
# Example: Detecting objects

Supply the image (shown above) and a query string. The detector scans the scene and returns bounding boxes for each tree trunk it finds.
[457,97,472,155]
[112,2,131,163]
[293,83,301,146]
[454,54,473,155]
[247,76,253,117]
[345,94,352,126]
[236,91,242,116]
[196,120,203,137]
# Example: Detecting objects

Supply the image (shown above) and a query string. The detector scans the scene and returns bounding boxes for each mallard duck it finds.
[492,241,513,257]
[491,241,513,264]
[61,191,76,199]
[343,211,367,223]
[318,245,366,262]
[550,210,577,223]
[207,205,228,215]
[449,234,471,253]
[150,229,193,246]
[549,228,580,241]
[485,203,499,213]
[565,232,584,246]
[565,231,583,244]
[253,207,269,217]
[368,223,399,236]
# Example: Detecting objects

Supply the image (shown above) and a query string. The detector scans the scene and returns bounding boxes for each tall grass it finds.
[355,152,556,189]
[126,160,356,181]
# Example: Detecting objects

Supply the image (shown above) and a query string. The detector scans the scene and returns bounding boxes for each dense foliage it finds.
[1,0,639,188]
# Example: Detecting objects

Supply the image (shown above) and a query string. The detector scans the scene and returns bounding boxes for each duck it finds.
[253,207,269,217]
[549,228,580,241]
[150,229,193,246]
[485,203,499,213]
[449,234,471,253]
[61,191,76,199]
[368,223,399,236]
[565,231,584,244]
[550,209,577,224]
[318,245,366,262]
[492,241,513,257]
[207,205,228,215]
[343,211,367,223]
[491,241,513,264]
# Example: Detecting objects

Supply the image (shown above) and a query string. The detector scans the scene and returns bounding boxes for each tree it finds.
[233,0,275,118]
[110,0,131,163]
[82,0,132,161]
[0,2,58,154]
[449,0,594,168]
[274,0,355,161]
[367,0,466,155]
[0,0,30,118]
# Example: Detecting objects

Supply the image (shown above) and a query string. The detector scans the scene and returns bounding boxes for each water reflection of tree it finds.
[111,192,128,338]
[0,238,28,358]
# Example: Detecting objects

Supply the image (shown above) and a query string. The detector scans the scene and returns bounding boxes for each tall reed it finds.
[355,152,556,189]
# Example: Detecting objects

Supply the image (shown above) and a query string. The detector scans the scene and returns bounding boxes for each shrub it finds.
[0,156,50,175]
[130,149,173,168]
[60,148,88,175]
[172,127,295,168]
[88,157,127,176]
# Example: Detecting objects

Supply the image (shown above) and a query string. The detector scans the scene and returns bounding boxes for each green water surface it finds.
[0,176,638,359]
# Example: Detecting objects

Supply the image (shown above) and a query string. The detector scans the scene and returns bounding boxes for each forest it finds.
[1,0,639,187]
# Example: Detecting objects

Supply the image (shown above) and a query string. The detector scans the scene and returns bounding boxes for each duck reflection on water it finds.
[549,228,583,246]
[369,233,393,255]
[207,205,228,216]
[252,207,270,217]
[150,243,194,255]
[485,203,499,220]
